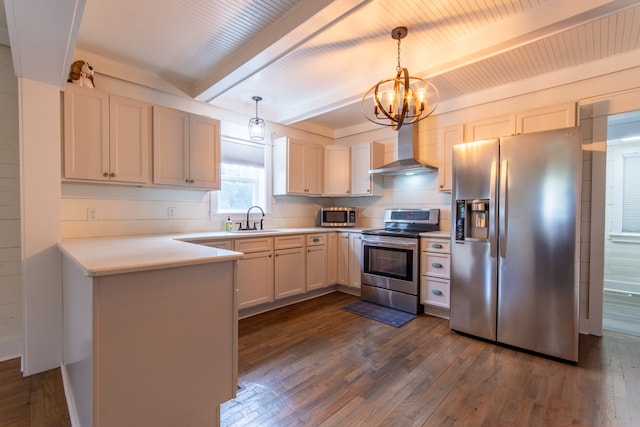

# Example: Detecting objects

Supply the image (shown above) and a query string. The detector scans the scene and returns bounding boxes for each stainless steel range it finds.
[361,208,440,314]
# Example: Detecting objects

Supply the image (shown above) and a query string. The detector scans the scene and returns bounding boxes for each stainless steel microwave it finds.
[318,207,357,227]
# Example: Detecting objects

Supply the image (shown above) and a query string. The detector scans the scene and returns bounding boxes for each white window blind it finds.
[217,138,267,213]
[622,153,640,232]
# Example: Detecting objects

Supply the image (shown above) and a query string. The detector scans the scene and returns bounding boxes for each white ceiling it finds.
[4,0,640,136]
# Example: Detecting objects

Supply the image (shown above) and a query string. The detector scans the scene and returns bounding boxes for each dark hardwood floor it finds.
[222,292,640,427]
[2,291,639,426]
[0,358,70,427]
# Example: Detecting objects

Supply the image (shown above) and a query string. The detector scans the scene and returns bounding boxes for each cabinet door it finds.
[63,85,110,181]
[515,102,576,134]
[327,233,338,284]
[109,95,150,184]
[189,114,221,189]
[351,143,384,196]
[306,244,327,291]
[465,114,515,142]
[274,247,306,299]
[438,124,464,193]
[304,143,323,195]
[153,106,190,186]
[337,233,350,285]
[348,233,362,288]
[324,145,350,196]
[286,138,306,194]
[235,251,274,309]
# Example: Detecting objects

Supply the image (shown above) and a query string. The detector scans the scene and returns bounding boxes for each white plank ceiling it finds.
[6,0,640,134]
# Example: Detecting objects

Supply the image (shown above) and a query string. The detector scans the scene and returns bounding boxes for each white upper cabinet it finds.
[465,102,576,142]
[323,145,351,196]
[515,102,576,134]
[153,105,220,189]
[438,124,465,193]
[273,136,323,196]
[63,85,150,184]
[351,142,384,196]
[465,114,516,142]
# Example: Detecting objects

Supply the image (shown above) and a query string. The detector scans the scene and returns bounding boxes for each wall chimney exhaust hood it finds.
[369,124,438,175]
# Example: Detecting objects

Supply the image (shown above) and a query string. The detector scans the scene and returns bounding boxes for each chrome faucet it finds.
[244,205,265,230]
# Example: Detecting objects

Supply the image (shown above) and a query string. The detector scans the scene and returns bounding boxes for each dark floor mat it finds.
[342,300,416,327]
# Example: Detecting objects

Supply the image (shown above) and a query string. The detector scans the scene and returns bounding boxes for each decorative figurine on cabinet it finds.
[67,60,95,88]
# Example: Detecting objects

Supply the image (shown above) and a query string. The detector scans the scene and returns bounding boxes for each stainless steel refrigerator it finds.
[450,127,581,362]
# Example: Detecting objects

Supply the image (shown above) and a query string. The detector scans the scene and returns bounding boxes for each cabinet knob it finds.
[190,179,195,184]
[103,172,109,177]
[185,179,190,183]
[432,289,443,296]
[110,173,116,178]
[432,262,443,268]
[313,238,320,243]
[432,243,443,249]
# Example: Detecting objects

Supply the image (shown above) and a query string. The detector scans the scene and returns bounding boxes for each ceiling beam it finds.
[4,0,86,87]
[193,0,370,102]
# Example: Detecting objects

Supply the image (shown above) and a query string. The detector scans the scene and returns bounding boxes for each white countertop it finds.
[59,234,244,277]
[419,231,451,239]
[59,227,451,277]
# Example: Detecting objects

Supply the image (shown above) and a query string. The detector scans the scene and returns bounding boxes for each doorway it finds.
[602,110,640,337]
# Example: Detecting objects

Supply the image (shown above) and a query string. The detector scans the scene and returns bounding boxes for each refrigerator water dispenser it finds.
[455,199,489,241]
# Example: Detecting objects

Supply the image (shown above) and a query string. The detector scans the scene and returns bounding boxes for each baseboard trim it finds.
[60,364,81,427]
[0,337,22,363]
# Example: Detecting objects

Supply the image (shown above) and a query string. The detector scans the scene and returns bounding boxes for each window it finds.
[216,137,268,213]
[621,153,640,233]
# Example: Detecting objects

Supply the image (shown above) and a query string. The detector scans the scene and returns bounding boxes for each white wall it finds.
[0,45,21,361]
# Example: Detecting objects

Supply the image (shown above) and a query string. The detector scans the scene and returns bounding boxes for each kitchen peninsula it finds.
[58,235,243,427]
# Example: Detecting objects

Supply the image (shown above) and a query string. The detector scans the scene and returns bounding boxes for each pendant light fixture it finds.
[361,27,439,130]
[248,96,265,141]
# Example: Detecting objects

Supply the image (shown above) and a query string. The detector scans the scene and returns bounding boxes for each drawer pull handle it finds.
[432,289,443,296]
[313,238,320,242]
[432,262,443,268]
[432,243,443,249]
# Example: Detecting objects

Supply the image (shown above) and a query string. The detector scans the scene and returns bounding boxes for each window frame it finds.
[609,139,640,242]
[211,135,272,216]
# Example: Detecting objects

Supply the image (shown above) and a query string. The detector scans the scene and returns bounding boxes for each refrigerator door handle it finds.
[499,159,508,258]
[490,160,497,258]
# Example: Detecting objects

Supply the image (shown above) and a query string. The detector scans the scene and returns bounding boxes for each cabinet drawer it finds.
[421,238,450,254]
[421,277,450,308]
[275,234,305,250]
[306,233,326,246]
[234,237,273,253]
[421,253,450,279]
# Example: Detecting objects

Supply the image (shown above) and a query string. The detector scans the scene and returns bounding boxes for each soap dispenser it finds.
[225,216,233,232]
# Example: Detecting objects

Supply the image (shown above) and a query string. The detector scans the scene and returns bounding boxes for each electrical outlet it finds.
[87,207,97,221]
[167,207,176,219]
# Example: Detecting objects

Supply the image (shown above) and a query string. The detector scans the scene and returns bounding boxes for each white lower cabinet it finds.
[337,232,362,288]
[306,234,328,291]
[327,232,338,284]
[420,236,451,318]
[234,237,274,309]
[274,235,306,299]
[337,233,350,285]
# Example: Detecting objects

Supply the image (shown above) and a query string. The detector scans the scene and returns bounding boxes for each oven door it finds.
[361,236,418,295]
